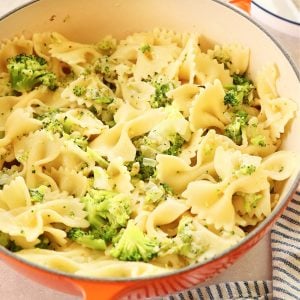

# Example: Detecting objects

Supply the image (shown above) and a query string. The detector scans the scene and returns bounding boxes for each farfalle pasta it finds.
[0,29,298,278]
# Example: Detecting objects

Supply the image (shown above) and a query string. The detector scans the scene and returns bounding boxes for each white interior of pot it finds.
[1,0,299,201]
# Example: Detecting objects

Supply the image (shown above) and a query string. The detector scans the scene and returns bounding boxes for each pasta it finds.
[0,29,298,278]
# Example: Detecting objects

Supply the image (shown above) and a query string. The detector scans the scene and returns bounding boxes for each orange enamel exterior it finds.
[230,0,252,13]
[0,0,299,299]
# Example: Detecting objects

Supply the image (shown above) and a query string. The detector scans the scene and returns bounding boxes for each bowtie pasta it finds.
[0,28,298,278]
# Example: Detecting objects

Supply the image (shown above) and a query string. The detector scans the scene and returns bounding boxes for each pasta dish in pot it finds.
[0,29,297,278]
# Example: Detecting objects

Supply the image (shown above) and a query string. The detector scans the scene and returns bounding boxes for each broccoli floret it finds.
[132,132,185,181]
[73,85,86,97]
[96,36,117,55]
[175,217,197,258]
[161,183,173,195]
[73,85,114,104]
[133,135,160,159]
[7,54,58,93]
[9,241,23,252]
[110,221,159,262]
[69,133,88,150]
[143,182,172,210]
[35,110,88,150]
[35,235,52,249]
[232,74,252,85]
[162,133,185,156]
[224,74,254,107]
[150,80,173,108]
[160,217,207,260]
[134,152,156,181]
[0,231,10,248]
[88,96,120,128]
[224,111,248,145]
[0,231,22,252]
[29,185,47,203]
[35,109,65,135]
[251,135,266,147]
[87,147,109,169]
[67,228,106,250]
[212,48,232,69]
[85,88,114,104]
[140,44,151,54]
[94,56,117,80]
[81,189,132,242]
[30,190,44,202]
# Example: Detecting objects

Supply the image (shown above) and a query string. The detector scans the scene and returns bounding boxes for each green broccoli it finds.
[134,152,156,181]
[143,182,172,210]
[35,109,65,135]
[96,36,117,55]
[35,235,52,249]
[0,231,10,248]
[110,221,159,262]
[140,44,152,54]
[150,79,173,108]
[162,133,185,156]
[35,110,88,150]
[131,135,159,180]
[88,96,120,128]
[212,48,232,69]
[175,216,198,258]
[29,185,47,203]
[160,216,207,261]
[81,189,132,242]
[85,88,114,104]
[87,147,109,169]
[133,135,160,159]
[67,228,106,250]
[250,135,266,147]
[232,74,252,85]
[9,242,23,252]
[69,133,88,150]
[0,231,22,252]
[73,85,86,97]
[139,44,153,60]
[224,110,248,145]
[94,56,117,80]
[131,131,185,181]
[160,216,207,260]
[73,85,114,105]
[224,74,254,107]
[7,54,58,93]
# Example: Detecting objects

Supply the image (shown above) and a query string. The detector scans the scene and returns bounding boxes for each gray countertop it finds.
[0,1,299,299]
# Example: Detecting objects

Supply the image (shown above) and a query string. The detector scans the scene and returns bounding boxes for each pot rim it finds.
[0,0,299,284]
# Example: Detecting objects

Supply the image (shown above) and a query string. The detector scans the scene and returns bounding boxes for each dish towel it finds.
[163,188,300,300]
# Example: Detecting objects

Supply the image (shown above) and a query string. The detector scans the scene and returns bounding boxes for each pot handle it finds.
[229,0,252,13]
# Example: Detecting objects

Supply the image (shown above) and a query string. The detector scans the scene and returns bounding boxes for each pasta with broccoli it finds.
[0,29,298,278]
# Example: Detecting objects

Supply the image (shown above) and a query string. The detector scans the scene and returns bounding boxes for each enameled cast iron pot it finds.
[0,0,299,299]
